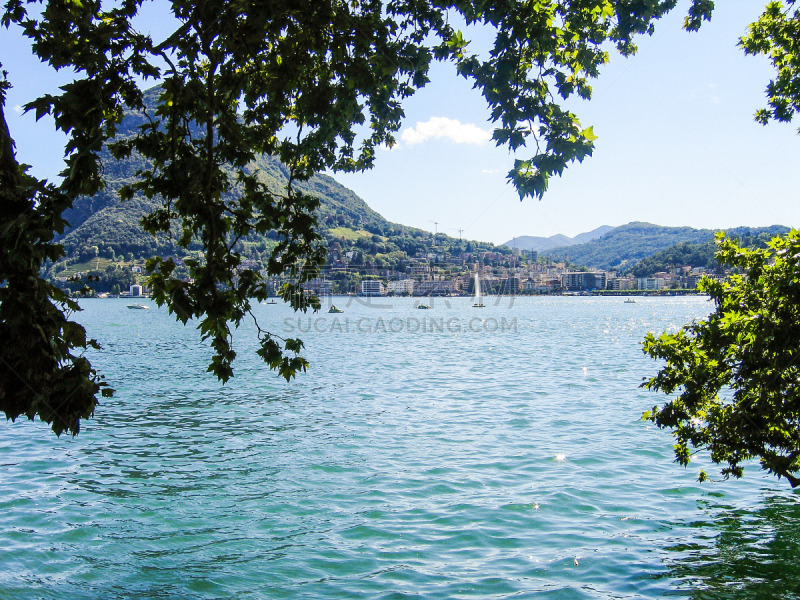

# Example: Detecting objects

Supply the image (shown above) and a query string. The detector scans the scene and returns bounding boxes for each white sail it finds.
[473,271,485,307]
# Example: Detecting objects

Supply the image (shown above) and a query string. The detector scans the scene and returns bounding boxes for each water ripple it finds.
[1,297,796,599]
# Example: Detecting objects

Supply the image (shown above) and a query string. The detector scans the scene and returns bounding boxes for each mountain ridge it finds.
[502,225,614,252]
[52,89,791,280]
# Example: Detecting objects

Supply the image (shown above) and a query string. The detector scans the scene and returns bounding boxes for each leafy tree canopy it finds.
[644,232,800,487]
[638,0,800,488]
[2,0,792,436]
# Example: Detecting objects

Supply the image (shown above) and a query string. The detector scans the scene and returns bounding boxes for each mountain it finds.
[51,86,506,275]
[58,86,407,257]
[544,222,790,271]
[59,150,401,258]
[502,225,615,252]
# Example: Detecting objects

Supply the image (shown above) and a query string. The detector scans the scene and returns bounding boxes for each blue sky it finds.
[2,1,798,245]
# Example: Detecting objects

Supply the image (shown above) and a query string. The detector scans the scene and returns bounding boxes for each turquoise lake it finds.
[2,296,799,599]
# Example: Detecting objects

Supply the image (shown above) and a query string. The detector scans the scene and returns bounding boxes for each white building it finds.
[361,280,384,296]
[637,277,666,290]
[388,280,414,294]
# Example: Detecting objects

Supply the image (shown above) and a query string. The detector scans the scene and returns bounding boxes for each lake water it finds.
[2,296,799,599]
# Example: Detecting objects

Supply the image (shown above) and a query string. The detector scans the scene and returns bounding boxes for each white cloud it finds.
[481,169,500,174]
[401,117,492,146]
[690,83,721,105]
[13,105,22,113]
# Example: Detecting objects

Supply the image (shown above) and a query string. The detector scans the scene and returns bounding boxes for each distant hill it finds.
[571,225,617,245]
[545,222,790,271]
[502,225,615,252]
[628,226,791,277]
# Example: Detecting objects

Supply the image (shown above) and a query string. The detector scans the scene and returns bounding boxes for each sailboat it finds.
[473,272,485,308]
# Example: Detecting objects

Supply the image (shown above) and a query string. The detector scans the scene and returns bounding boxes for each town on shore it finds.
[63,247,723,299]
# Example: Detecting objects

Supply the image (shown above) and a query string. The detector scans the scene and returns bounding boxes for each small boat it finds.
[328,305,344,313]
[261,299,278,305]
[624,299,636,304]
[127,303,149,310]
[417,304,431,310]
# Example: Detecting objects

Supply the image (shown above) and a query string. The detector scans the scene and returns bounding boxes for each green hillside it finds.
[628,227,790,277]
[630,240,718,277]
[545,222,790,271]
[50,86,506,289]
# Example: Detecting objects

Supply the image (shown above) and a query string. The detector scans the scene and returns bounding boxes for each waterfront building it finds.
[361,280,385,296]
[685,275,703,288]
[499,276,521,295]
[636,277,666,290]
[303,278,333,295]
[536,279,561,293]
[561,271,607,291]
[388,280,414,295]
[413,280,458,296]
[609,277,634,291]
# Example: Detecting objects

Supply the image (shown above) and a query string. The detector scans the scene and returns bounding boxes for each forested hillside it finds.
[57,86,414,259]
[545,222,789,271]
[629,227,791,277]
[50,86,506,286]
